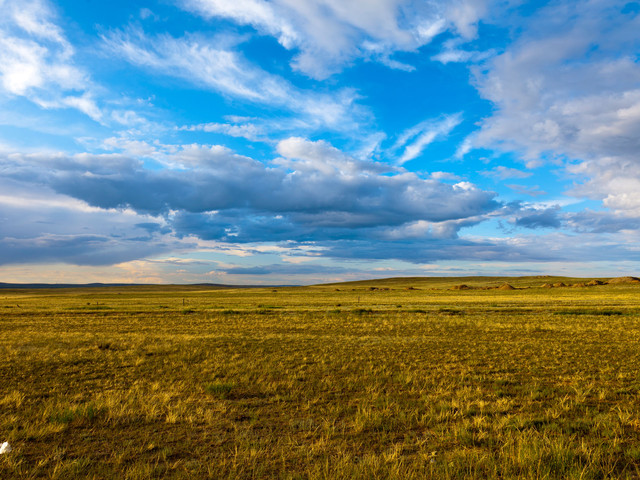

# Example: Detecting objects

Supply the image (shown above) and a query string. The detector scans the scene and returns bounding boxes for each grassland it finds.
[1,276,640,479]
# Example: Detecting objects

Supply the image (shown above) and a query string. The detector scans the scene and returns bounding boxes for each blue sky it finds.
[1,0,640,284]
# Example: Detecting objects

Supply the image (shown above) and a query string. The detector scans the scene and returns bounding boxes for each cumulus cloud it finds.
[568,157,640,216]
[470,0,640,221]
[180,0,493,78]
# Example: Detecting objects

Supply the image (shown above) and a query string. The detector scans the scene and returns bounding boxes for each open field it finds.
[1,276,640,479]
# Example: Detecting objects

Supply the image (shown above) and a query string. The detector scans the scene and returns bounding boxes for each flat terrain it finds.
[1,276,640,479]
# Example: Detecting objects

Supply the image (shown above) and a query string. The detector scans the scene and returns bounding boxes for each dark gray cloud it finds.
[320,237,556,264]
[0,177,183,265]
[0,139,510,268]
[135,222,172,235]
[515,206,561,229]
[321,233,640,265]
[565,210,640,233]
[1,140,500,246]
[6,139,640,271]
[0,233,176,266]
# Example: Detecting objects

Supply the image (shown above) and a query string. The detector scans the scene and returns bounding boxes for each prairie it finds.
[1,276,640,479]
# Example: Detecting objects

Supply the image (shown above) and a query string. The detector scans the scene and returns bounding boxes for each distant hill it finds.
[0,282,254,290]
[0,282,138,289]
[315,275,634,290]
[1,276,636,291]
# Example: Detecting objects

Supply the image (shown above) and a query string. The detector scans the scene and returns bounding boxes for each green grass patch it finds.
[204,382,235,398]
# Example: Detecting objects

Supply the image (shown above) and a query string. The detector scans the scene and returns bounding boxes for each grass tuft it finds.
[204,382,235,398]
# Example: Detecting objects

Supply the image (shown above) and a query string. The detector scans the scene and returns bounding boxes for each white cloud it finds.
[445,0,488,39]
[102,137,159,157]
[505,184,546,197]
[482,165,532,180]
[180,0,493,78]
[0,0,101,120]
[430,171,461,181]
[469,0,640,217]
[179,121,265,142]
[59,93,102,122]
[139,8,159,21]
[432,38,495,64]
[182,0,298,48]
[391,114,462,165]
[569,157,640,216]
[102,28,363,129]
[275,136,389,176]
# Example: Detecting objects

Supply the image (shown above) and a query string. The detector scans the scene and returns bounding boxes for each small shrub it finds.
[553,309,623,316]
[353,308,373,314]
[439,308,465,315]
[204,382,234,398]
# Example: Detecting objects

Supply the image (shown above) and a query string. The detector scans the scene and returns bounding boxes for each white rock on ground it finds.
[0,442,11,454]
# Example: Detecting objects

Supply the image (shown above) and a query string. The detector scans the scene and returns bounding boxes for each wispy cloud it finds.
[391,114,462,165]
[506,184,547,197]
[432,38,495,64]
[102,27,364,130]
[482,166,533,180]
[178,121,265,142]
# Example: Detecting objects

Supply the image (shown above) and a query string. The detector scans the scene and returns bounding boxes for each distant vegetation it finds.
[1,276,640,478]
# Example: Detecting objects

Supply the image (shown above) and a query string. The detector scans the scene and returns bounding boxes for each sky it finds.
[1,0,640,285]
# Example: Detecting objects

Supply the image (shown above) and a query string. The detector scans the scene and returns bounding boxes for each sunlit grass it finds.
[1,276,640,478]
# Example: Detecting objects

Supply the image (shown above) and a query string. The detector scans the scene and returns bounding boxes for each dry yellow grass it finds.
[1,276,640,478]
